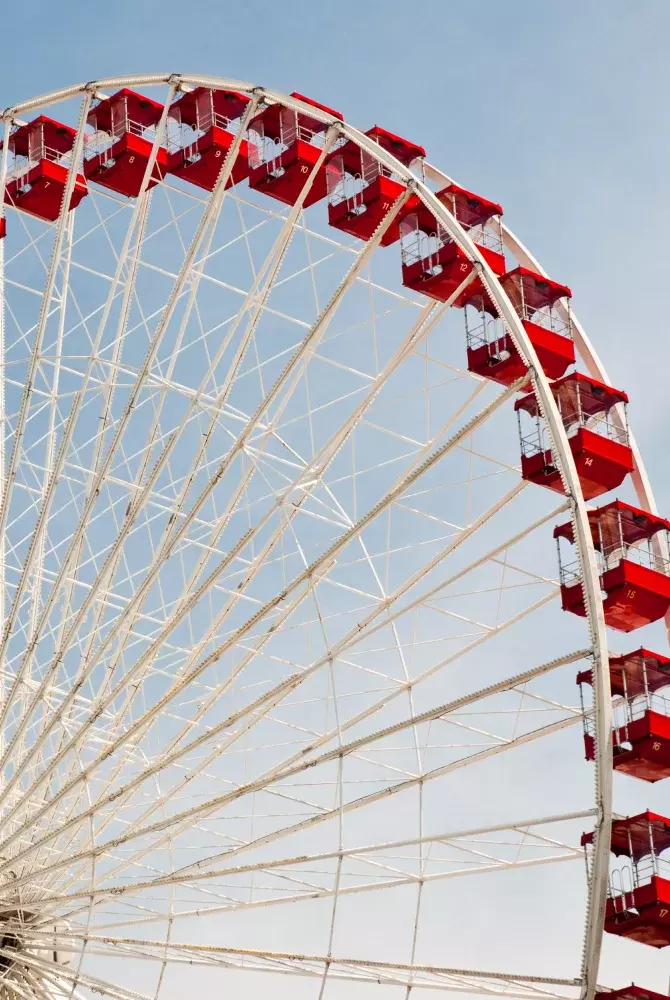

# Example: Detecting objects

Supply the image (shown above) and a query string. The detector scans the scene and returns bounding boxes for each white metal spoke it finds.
[0,352,515,859]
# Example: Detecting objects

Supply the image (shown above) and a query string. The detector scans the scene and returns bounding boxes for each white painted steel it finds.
[0,74,651,1000]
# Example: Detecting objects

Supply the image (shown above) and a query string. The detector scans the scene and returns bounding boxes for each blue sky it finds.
[5,0,669,506]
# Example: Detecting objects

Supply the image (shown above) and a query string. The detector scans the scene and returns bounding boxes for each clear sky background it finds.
[5,0,667,503]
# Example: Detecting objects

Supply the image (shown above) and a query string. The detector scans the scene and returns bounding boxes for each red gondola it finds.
[167,88,252,191]
[84,89,168,198]
[466,267,575,386]
[583,812,670,947]
[515,373,634,499]
[399,183,505,300]
[248,92,343,207]
[578,649,670,780]
[326,127,424,246]
[4,116,87,222]
[555,502,670,631]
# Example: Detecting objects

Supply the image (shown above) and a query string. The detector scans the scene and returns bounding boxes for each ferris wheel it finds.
[0,71,667,1000]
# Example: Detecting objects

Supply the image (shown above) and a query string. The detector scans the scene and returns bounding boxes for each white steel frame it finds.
[0,72,654,1000]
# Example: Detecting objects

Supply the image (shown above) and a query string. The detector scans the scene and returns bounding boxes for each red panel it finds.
[252,94,342,142]
[167,128,250,191]
[436,183,503,228]
[328,175,415,246]
[577,649,670,697]
[584,732,595,761]
[172,87,250,127]
[605,913,670,947]
[515,371,629,417]
[248,140,328,207]
[88,89,164,131]
[554,501,670,547]
[603,502,670,546]
[570,427,634,500]
[5,160,87,222]
[584,723,670,780]
[605,877,670,947]
[519,452,561,492]
[364,126,426,166]
[454,247,506,306]
[609,649,670,697]
[520,427,633,499]
[501,266,572,312]
[613,711,670,782]
[614,747,670,782]
[402,243,504,304]
[466,320,574,387]
[610,811,670,858]
[522,320,575,377]
[326,127,425,194]
[402,241,473,302]
[560,580,587,618]
[561,560,670,631]
[7,116,77,157]
[619,710,670,743]
[602,561,670,632]
[467,333,526,386]
[84,133,168,198]
[583,811,670,856]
